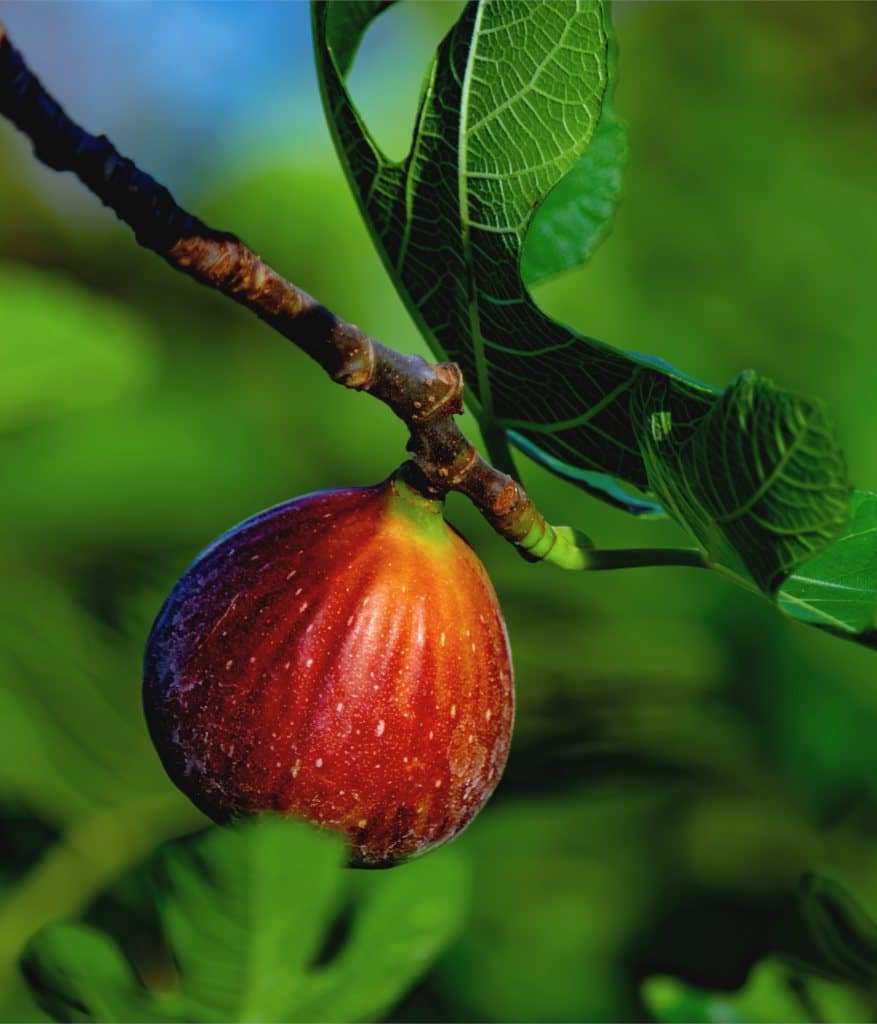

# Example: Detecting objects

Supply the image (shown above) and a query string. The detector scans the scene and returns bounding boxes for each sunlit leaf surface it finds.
[778,491,877,642]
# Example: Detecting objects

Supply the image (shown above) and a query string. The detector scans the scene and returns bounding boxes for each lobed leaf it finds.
[289,850,469,1022]
[313,0,875,646]
[313,0,696,509]
[154,819,346,1022]
[22,818,467,1023]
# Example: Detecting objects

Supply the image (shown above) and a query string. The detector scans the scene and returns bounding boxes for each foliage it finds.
[313,0,877,646]
[21,819,465,1022]
[796,874,877,991]
[1,3,877,1023]
[643,875,877,1023]
[642,959,873,1024]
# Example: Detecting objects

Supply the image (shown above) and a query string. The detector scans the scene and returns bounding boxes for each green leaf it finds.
[325,1,393,76]
[520,0,626,286]
[0,264,154,432]
[796,874,877,989]
[634,370,851,595]
[520,101,626,287]
[155,819,345,1022]
[643,974,745,1024]
[506,428,664,517]
[313,0,703,508]
[290,850,469,1022]
[778,491,877,641]
[642,959,872,1024]
[21,923,166,1023]
[314,0,872,645]
[22,819,467,1023]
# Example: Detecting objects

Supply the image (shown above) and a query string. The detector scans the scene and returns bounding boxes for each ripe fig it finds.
[143,474,514,866]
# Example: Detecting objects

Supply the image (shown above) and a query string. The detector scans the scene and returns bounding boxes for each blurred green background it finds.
[2,2,877,1021]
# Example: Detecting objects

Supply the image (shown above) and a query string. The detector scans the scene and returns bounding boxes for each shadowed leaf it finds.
[796,874,877,989]
[634,370,851,594]
[643,958,871,1024]
[21,924,166,1023]
[22,818,467,1023]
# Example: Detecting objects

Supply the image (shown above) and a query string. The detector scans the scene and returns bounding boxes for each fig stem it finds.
[0,23,646,573]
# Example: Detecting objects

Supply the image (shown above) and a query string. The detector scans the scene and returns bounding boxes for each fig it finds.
[143,474,514,866]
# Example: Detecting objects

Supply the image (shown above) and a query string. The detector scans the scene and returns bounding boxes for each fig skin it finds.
[143,476,514,867]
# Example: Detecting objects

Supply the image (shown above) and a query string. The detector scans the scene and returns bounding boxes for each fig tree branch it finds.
[0,23,707,574]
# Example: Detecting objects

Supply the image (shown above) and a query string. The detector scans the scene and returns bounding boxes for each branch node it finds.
[409,361,464,422]
[333,333,376,390]
[489,479,522,519]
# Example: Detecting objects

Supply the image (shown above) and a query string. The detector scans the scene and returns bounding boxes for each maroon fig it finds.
[143,475,514,866]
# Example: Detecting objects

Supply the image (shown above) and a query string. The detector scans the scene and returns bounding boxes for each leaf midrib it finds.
[229,838,274,1023]
[457,0,492,421]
